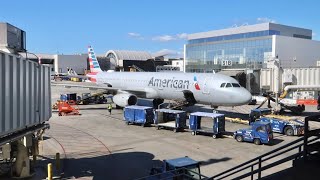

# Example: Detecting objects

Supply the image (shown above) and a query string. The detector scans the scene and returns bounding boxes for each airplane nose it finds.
[241,88,252,104]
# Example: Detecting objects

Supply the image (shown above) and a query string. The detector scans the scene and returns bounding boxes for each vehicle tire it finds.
[191,131,196,136]
[284,126,294,136]
[235,135,243,142]
[253,138,261,145]
[212,134,217,139]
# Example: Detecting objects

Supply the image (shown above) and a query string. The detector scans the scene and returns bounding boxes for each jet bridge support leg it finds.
[12,134,33,178]
[14,139,30,177]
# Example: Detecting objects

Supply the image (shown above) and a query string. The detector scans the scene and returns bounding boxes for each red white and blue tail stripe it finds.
[88,46,102,73]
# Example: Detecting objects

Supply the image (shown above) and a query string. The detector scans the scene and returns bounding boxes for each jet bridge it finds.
[0,50,51,178]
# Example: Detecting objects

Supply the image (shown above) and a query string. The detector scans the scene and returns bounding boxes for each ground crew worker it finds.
[107,104,113,115]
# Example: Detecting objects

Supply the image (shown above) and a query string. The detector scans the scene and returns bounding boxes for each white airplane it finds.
[53,46,252,108]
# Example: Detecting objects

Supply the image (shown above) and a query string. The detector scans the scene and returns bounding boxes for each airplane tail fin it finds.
[88,45,102,73]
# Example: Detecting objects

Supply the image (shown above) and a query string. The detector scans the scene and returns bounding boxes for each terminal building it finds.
[185,23,320,100]
[185,22,320,72]
[23,53,88,75]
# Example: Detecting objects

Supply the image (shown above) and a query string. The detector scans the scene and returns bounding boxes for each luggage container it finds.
[67,93,77,101]
[154,109,187,132]
[124,106,154,127]
[139,157,207,180]
[189,112,225,139]
[60,94,67,101]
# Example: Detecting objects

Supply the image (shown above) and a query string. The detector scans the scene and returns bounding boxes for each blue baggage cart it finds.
[189,112,225,139]
[154,109,187,132]
[124,105,154,127]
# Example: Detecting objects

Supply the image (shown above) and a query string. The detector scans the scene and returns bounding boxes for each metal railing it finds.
[210,115,320,180]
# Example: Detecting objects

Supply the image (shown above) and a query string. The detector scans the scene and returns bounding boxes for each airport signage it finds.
[221,60,232,66]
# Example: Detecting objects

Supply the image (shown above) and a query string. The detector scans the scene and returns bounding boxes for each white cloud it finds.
[152,35,176,42]
[128,32,141,37]
[257,17,276,23]
[128,32,144,40]
[152,33,188,42]
[176,33,188,39]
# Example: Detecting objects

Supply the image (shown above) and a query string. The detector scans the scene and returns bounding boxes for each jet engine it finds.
[112,93,138,107]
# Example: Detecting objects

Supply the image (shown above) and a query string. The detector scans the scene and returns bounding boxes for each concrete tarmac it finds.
[34,84,320,180]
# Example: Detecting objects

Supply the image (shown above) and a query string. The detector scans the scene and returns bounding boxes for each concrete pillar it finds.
[14,140,30,177]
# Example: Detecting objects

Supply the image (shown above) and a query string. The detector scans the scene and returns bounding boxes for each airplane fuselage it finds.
[93,72,252,106]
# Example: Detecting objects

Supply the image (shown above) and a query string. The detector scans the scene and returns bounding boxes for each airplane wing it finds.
[51,82,147,95]
[52,82,116,90]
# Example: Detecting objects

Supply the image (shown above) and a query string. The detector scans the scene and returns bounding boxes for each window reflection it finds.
[185,36,273,72]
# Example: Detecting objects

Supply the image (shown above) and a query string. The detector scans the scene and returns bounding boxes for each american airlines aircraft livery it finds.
[54,46,252,108]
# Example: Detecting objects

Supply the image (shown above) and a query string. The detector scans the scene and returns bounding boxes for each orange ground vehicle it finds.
[57,100,80,116]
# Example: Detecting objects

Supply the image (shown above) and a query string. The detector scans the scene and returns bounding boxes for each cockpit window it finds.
[232,83,241,87]
[226,83,232,88]
[220,83,226,88]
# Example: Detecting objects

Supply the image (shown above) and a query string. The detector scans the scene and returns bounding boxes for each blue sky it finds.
[0,0,319,56]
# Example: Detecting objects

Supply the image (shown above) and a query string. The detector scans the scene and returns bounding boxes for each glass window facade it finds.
[188,30,279,44]
[186,37,273,72]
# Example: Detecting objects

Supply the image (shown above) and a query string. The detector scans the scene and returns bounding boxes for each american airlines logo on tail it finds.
[88,45,102,73]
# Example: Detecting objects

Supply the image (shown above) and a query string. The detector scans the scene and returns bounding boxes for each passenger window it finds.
[232,83,241,87]
[220,83,226,88]
[226,83,232,88]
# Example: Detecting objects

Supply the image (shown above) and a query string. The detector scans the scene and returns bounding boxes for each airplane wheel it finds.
[284,126,294,136]
[236,135,243,142]
[212,134,217,139]
[254,138,261,145]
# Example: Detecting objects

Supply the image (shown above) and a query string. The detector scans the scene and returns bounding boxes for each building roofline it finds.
[188,22,312,40]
